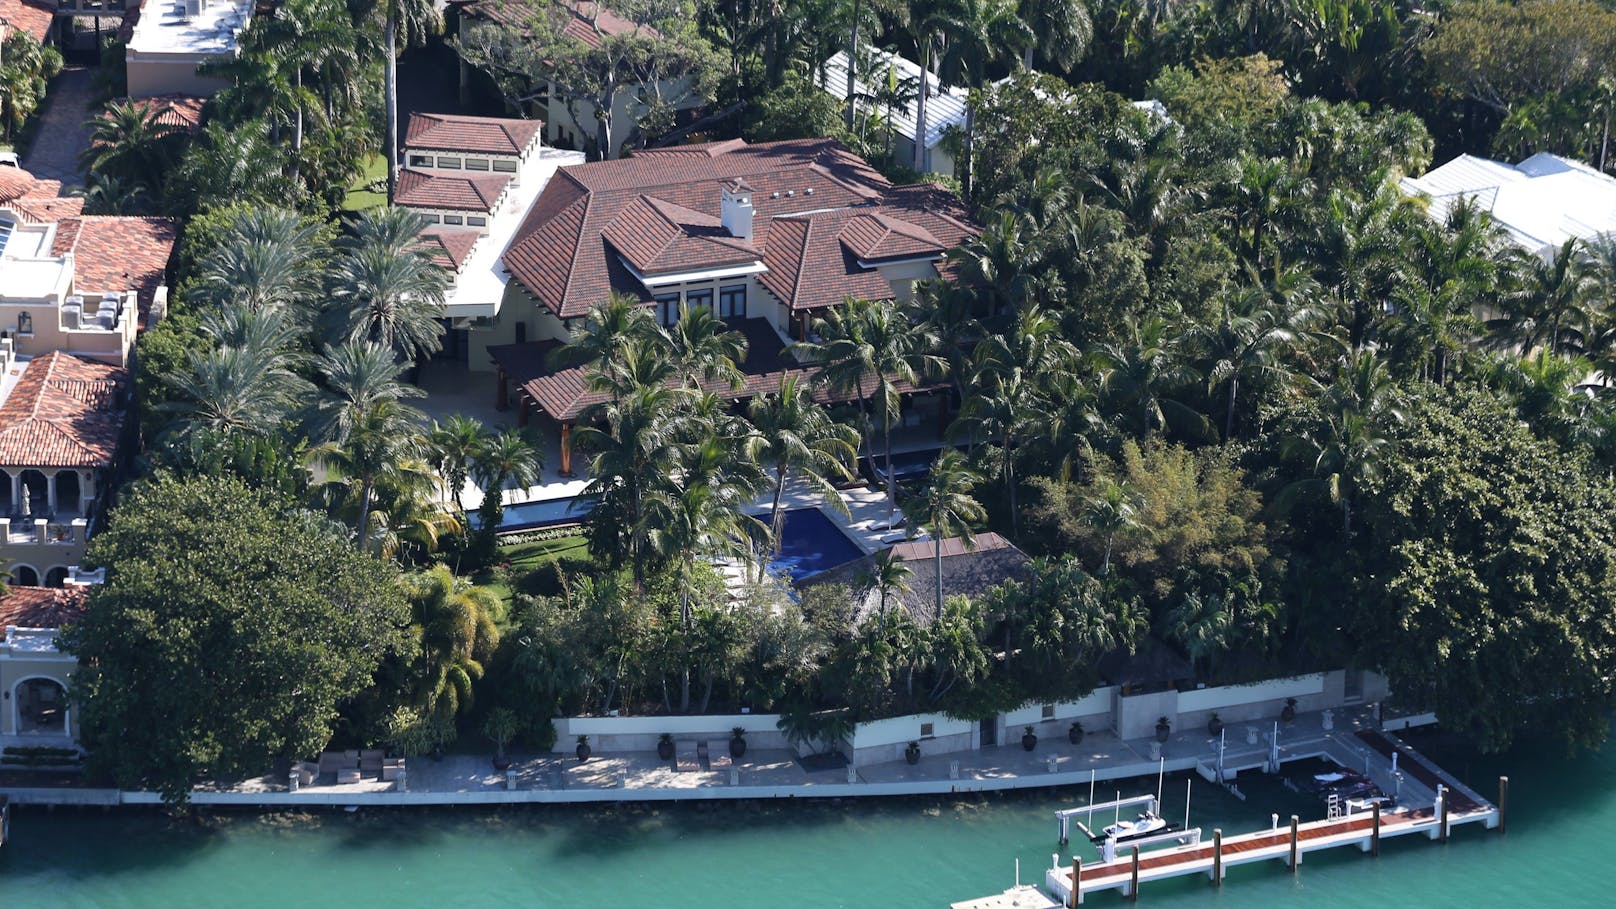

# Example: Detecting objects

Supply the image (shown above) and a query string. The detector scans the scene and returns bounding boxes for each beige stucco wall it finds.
[0,644,77,740]
[125,54,231,100]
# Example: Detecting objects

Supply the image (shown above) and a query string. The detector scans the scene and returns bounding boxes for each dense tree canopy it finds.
[64,475,410,804]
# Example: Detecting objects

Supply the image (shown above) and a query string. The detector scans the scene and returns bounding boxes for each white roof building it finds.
[822,47,967,176]
[125,0,252,100]
[1399,152,1616,257]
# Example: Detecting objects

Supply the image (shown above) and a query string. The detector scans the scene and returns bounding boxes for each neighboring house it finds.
[804,533,1032,627]
[121,92,208,133]
[393,111,585,337]
[453,0,700,156]
[0,162,178,366]
[822,47,966,178]
[0,0,57,45]
[1400,152,1616,258]
[0,351,130,587]
[122,0,251,99]
[480,136,977,474]
[0,577,96,746]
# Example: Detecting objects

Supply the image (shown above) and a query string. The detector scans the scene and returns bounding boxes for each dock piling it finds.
[1129,845,1140,902]
[1070,856,1081,907]
[1371,802,1381,857]
[1498,776,1509,834]
[1212,828,1222,887]
[1288,815,1300,871]
[1440,787,1450,843]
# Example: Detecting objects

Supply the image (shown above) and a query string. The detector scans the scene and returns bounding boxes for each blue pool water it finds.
[488,496,593,531]
[768,508,863,580]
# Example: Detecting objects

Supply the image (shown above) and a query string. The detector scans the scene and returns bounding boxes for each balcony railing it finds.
[0,517,88,546]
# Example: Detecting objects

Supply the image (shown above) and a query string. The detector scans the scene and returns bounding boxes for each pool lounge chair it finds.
[707,742,733,771]
[676,741,700,772]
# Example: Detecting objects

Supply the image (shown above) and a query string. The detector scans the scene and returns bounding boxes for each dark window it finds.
[719,284,746,318]
[467,216,488,227]
[686,288,713,316]
[16,312,32,335]
[493,159,518,173]
[655,293,680,326]
[920,723,934,738]
[464,158,491,171]
[514,321,527,344]
[443,215,464,226]
[408,154,433,167]
[1041,704,1056,719]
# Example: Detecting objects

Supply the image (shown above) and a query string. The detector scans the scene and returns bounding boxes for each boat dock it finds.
[959,728,1505,906]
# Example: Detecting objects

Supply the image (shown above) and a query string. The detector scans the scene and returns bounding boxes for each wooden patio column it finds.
[496,367,509,411]
[517,394,530,427]
[559,422,574,477]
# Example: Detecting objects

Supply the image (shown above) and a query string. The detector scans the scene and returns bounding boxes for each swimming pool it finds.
[767,507,863,580]
[485,496,593,531]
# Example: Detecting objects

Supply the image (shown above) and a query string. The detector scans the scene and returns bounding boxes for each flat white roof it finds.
[442,147,588,320]
[822,47,968,150]
[128,0,252,56]
[1400,152,1616,254]
[0,216,71,303]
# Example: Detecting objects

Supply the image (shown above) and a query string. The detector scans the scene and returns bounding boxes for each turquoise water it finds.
[0,732,1607,907]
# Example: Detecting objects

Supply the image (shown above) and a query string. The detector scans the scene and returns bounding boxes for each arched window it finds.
[11,564,38,586]
[15,677,68,735]
[44,566,69,588]
[16,311,32,335]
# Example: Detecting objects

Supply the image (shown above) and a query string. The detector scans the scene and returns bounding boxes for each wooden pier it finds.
[959,729,1504,906]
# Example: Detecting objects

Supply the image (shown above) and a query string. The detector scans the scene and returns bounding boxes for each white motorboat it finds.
[1092,811,1169,844]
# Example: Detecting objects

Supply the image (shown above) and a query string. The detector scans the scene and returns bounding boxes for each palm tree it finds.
[745,375,860,555]
[908,0,971,173]
[802,300,942,516]
[326,208,448,362]
[574,382,685,586]
[839,0,899,130]
[1165,589,1232,679]
[472,427,545,529]
[1488,239,1592,356]
[669,304,748,389]
[1096,316,1206,439]
[859,548,914,624]
[427,415,490,513]
[408,565,501,723]
[80,100,181,193]
[191,208,324,313]
[317,397,426,551]
[1016,0,1091,71]
[549,294,666,390]
[162,344,308,442]
[1193,284,1315,440]
[310,341,426,445]
[369,0,440,196]
[1081,478,1141,577]
[1309,179,1414,351]
[938,0,1031,196]
[911,449,985,617]
[948,208,1050,315]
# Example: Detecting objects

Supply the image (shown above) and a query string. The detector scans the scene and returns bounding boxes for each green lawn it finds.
[479,532,591,601]
[342,154,388,212]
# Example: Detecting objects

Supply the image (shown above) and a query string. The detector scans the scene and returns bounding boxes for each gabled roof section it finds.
[1400,152,1616,253]
[0,352,128,469]
[416,227,483,272]
[395,168,513,212]
[0,165,37,203]
[838,211,945,262]
[0,0,54,43]
[458,0,659,46]
[54,215,179,324]
[405,112,542,156]
[0,585,88,630]
[122,94,208,133]
[821,46,968,150]
[601,194,759,276]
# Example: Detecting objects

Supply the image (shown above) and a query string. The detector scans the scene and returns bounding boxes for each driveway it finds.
[20,66,98,187]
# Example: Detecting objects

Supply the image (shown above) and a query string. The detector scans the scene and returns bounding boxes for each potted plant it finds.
[1022,726,1038,751]
[482,707,519,771]
[1207,713,1224,737]
[1155,716,1172,743]
[1281,698,1298,723]
[730,727,748,760]
[575,735,591,763]
[657,733,675,761]
[905,741,921,765]
[1068,721,1084,745]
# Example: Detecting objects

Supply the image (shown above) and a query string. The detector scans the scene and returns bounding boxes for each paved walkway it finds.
[20,66,97,187]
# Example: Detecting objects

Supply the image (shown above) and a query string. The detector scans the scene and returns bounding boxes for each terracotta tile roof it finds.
[489,317,939,422]
[394,167,512,212]
[0,0,54,43]
[53,216,179,325]
[405,112,541,156]
[803,533,1032,627]
[0,165,38,202]
[459,0,659,45]
[123,94,208,132]
[502,137,974,318]
[416,227,483,272]
[838,211,945,261]
[9,194,86,222]
[0,585,88,629]
[0,352,128,469]
[600,195,759,276]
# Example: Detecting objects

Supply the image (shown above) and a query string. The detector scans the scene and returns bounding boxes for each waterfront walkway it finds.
[0,707,1430,808]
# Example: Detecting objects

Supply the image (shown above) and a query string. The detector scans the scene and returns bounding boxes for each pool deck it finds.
[0,707,1443,809]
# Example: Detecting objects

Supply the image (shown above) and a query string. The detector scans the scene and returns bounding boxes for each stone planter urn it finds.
[1155,717,1172,743]
[905,741,921,765]
[1068,721,1084,745]
[1022,727,1038,751]
[657,734,674,761]
[575,736,591,763]
[1207,713,1224,737]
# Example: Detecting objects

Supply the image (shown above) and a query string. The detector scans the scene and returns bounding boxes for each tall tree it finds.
[746,375,860,555]
[910,450,986,617]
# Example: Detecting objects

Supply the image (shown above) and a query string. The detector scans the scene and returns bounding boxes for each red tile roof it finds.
[0,0,54,43]
[0,585,88,630]
[53,216,180,325]
[0,164,37,202]
[395,167,512,212]
[502,137,975,318]
[600,195,759,276]
[405,112,542,156]
[122,94,208,132]
[0,352,128,469]
[416,227,483,272]
[489,318,940,422]
[838,211,946,261]
[459,0,659,45]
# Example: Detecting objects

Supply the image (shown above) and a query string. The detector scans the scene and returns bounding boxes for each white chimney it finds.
[721,179,754,241]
